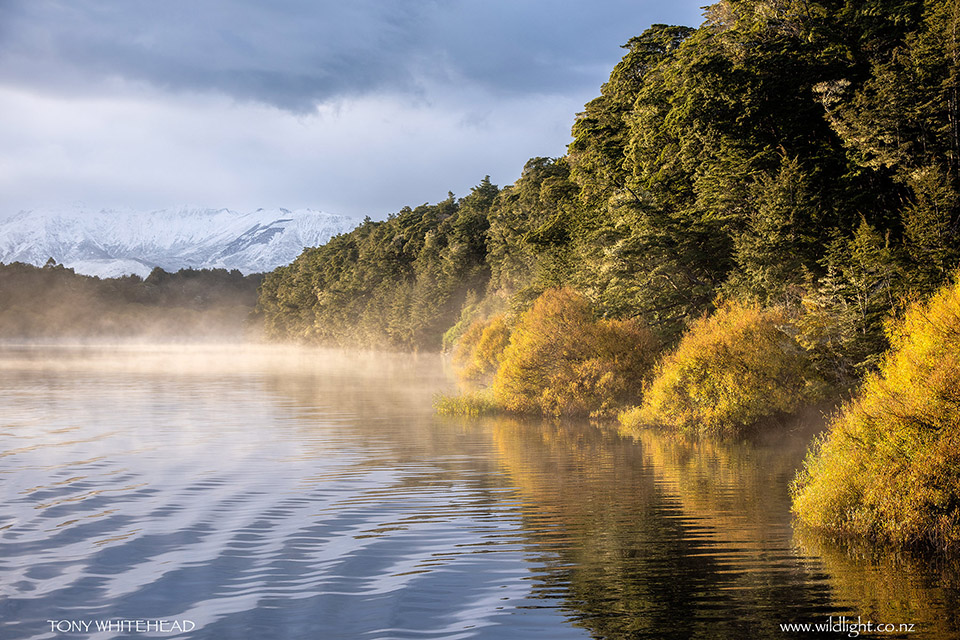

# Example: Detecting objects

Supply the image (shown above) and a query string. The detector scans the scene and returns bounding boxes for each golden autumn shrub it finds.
[450,318,486,371]
[452,314,512,382]
[792,277,960,551]
[492,287,656,417]
[623,302,822,436]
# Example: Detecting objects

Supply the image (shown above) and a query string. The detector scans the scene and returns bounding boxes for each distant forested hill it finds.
[0,262,263,340]
[258,0,958,383]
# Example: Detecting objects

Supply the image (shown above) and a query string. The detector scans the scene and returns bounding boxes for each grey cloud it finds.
[0,0,704,111]
[1,0,425,111]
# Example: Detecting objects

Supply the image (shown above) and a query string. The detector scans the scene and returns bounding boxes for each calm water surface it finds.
[1,345,958,639]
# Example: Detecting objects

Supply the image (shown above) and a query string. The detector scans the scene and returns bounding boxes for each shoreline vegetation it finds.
[3,1,956,552]
[792,278,960,551]
[254,0,960,552]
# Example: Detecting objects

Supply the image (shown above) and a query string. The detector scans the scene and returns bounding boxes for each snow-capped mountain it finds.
[0,206,359,278]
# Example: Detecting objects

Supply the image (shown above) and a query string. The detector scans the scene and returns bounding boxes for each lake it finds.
[1,345,957,639]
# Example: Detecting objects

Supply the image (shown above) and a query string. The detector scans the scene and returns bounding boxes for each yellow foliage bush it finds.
[624,302,821,436]
[492,287,656,417]
[451,318,485,370]
[792,277,960,551]
[450,314,511,382]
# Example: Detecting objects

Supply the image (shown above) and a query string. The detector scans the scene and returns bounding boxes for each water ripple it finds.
[3,346,959,639]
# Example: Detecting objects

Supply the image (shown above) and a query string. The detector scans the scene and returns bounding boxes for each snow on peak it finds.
[0,206,359,278]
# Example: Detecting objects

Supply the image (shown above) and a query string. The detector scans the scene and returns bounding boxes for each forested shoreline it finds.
[0,261,262,340]
[260,0,957,373]
[256,0,960,551]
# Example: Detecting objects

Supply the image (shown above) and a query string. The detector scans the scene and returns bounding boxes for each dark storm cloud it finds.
[0,0,704,111]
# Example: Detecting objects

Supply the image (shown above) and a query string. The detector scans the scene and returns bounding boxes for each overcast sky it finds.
[0,0,705,220]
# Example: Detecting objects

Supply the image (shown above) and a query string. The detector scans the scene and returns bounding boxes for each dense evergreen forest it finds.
[257,0,960,550]
[260,0,957,376]
[0,261,262,339]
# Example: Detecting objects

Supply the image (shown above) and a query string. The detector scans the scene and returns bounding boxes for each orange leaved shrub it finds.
[491,288,656,417]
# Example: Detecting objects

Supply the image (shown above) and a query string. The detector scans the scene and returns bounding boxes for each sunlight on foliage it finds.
[492,287,656,417]
[450,314,512,383]
[792,276,960,551]
[624,302,823,436]
[433,389,499,417]
[450,318,485,371]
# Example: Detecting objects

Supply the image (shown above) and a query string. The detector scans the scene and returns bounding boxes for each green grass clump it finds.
[433,390,499,417]
[617,405,645,432]
[626,302,822,436]
[792,277,960,551]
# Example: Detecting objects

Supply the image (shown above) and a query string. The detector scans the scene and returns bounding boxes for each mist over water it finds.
[1,345,958,639]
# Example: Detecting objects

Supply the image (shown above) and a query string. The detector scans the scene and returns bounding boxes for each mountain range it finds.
[0,206,359,278]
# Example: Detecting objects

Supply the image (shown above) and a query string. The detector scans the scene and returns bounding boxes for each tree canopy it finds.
[258,0,959,385]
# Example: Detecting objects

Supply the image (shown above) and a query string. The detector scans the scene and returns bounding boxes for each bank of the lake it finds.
[255,0,960,555]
